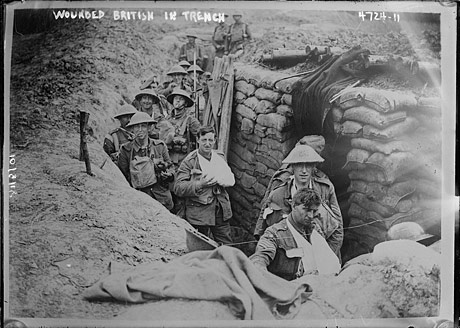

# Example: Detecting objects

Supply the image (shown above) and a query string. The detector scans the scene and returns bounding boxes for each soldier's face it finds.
[292,203,319,229]
[187,36,196,43]
[131,123,149,141]
[171,74,184,84]
[197,132,216,156]
[233,15,242,22]
[173,95,187,109]
[292,163,315,185]
[118,115,131,128]
[140,95,153,109]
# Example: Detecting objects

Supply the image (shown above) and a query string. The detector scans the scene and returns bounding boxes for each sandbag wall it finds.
[333,87,442,258]
[227,64,300,234]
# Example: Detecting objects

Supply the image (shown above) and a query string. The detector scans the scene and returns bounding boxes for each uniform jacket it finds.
[212,23,230,45]
[173,150,234,226]
[118,138,172,187]
[179,42,205,67]
[250,217,325,281]
[254,172,343,258]
[103,128,132,157]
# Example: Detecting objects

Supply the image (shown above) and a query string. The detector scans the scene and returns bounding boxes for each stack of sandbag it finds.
[228,64,300,231]
[332,87,442,255]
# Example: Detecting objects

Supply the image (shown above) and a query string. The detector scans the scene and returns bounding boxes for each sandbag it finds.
[414,179,441,199]
[255,99,276,115]
[390,207,441,236]
[341,120,363,137]
[348,180,416,209]
[349,192,396,217]
[243,96,260,110]
[339,87,417,113]
[343,106,407,129]
[348,168,392,185]
[350,138,412,155]
[256,113,292,131]
[297,135,325,154]
[366,152,416,183]
[416,97,442,116]
[343,148,370,171]
[234,91,247,104]
[414,113,442,131]
[281,94,292,106]
[362,117,420,140]
[276,104,293,117]
[241,118,255,134]
[254,88,282,104]
[235,80,256,96]
[235,104,257,121]
[331,107,343,123]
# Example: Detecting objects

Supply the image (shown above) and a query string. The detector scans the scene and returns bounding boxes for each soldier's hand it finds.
[199,173,217,188]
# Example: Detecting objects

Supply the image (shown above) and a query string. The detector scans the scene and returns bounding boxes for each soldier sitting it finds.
[103,104,137,163]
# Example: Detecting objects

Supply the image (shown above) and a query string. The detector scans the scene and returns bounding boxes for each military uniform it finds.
[167,110,201,167]
[118,137,174,210]
[212,23,230,58]
[227,21,251,55]
[173,149,234,244]
[103,128,133,162]
[179,42,206,70]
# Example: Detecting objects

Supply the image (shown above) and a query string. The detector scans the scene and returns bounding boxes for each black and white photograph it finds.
[3,1,457,327]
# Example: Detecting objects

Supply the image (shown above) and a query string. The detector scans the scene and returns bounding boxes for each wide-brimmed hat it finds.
[167,88,194,107]
[186,33,197,38]
[387,222,437,246]
[126,112,157,128]
[113,104,138,119]
[178,60,191,69]
[166,64,188,76]
[282,144,324,164]
[134,89,160,102]
[187,64,204,74]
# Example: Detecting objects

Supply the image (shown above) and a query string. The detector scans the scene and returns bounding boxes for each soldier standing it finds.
[227,12,252,57]
[118,112,175,211]
[103,104,137,163]
[157,64,189,97]
[179,34,208,70]
[212,14,230,58]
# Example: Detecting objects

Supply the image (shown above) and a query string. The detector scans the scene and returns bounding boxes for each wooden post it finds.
[79,110,93,175]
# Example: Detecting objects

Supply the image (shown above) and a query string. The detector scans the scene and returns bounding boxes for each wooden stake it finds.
[79,110,93,176]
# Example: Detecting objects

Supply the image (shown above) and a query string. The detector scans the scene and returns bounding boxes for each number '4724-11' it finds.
[358,11,400,22]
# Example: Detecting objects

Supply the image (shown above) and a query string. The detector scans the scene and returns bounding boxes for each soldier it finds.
[174,125,234,245]
[118,112,175,211]
[185,64,204,93]
[179,34,208,70]
[212,14,230,58]
[103,104,137,163]
[157,64,189,97]
[227,12,252,57]
[139,74,160,90]
[253,144,344,261]
[165,88,201,168]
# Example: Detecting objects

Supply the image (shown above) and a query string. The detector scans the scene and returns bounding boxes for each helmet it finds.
[166,64,188,76]
[232,11,243,17]
[282,144,324,164]
[297,135,325,155]
[126,112,157,128]
[166,88,194,107]
[186,33,197,39]
[387,222,437,246]
[187,64,204,74]
[113,104,138,119]
[178,60,191,69]
[134,89,160,102]
[140,75,159,90]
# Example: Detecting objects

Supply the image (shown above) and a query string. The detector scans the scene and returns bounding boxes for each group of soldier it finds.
[102,11,345,281]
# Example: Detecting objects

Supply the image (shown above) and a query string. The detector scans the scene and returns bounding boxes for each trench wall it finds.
[228,63,442,260]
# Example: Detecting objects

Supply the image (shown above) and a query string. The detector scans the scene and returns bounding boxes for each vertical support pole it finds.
[79,110,92,176]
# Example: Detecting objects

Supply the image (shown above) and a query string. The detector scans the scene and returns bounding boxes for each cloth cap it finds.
[166,88,194,107]
[126,112,157,128]
[166,64,188,76]
[187,64,204,74]
[178,60,191,68]
[282,144,324,164]
[135,89,160,102]
[387,222,435,245]
[113,104,138,119]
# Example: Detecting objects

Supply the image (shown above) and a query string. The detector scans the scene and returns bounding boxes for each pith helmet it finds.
[387,222,437,246]
[178,60,191,69]
[167,88,194,107]
[113,104,138,119]
[166,64,188,76]
[134,89,160,102]
[282,144,324,164]
[126,112,157,128]
[187,64,204,74]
